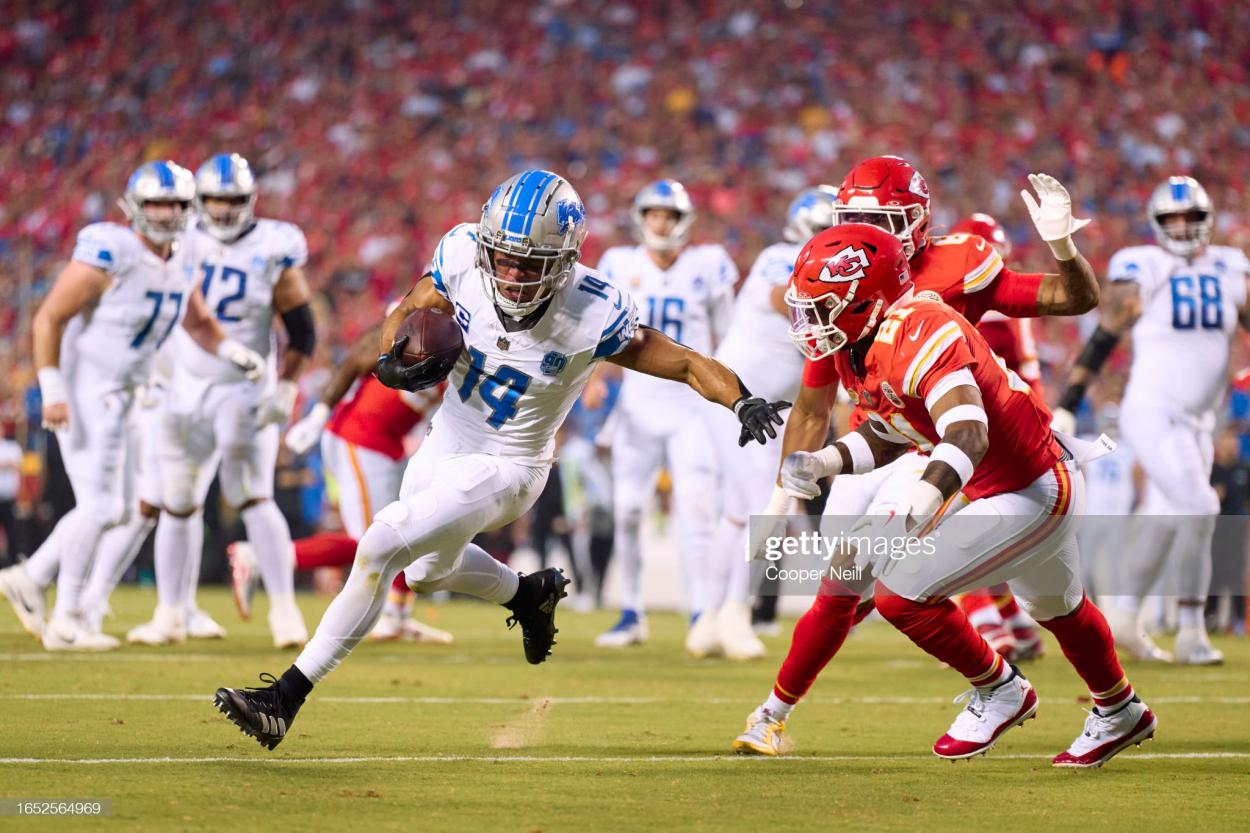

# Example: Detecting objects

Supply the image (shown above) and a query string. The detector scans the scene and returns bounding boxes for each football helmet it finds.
[118,160,195,245]
[1148,176,1213,258]
[832,156,930,258]
[952,212,1013,259]
[194,153,258,241]
[785,223,912,360]
[477,169,588,318]
[631,179,695,252]
[783,185,839,244]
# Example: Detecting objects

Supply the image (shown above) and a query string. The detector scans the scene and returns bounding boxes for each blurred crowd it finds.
[2,0,1250,603]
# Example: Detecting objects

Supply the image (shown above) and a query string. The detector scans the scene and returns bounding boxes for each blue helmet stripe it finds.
[502,170,557,237]
[153,161,175,189]
[520,171,557,236]
[1171,180,1188,202]
[502,169,541,235]
[216,154,234,186]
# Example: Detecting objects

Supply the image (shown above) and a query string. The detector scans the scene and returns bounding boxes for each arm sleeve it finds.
[969,267,1046,319]
[71,224,122,276]
[802,356,841,389]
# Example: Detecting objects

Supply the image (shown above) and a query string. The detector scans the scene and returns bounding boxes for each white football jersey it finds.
[1081,433,1136,516]
[1112,244,1250,416]
[63,222,196,390]
[427,223,639,460]
[715,240,804,403]
[172,218,308,381]
[598,243,737,428]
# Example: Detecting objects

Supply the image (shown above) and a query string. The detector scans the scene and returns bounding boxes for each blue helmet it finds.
[194,153,258,241]
[1148,176,1213,257]
[631,179,695,252]
[783,185,839,244]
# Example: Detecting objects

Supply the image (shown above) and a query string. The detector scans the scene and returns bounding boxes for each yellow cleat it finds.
[732,708,792,756]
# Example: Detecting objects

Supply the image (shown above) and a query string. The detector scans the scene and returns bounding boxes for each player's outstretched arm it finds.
[908,374,990,536]
[607,325,789,445]
[33,260,111,430]
[1052,281,1141,431]
[1021,173,1100,316]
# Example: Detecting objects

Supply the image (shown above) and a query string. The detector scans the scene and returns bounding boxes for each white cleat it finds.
[732,707,793,756]
[126,604,188,646]
[717,601,766,661]
[185,607,227,639]
[685,610,723,658]
[0,563,46,638]
[403,617,454,644]
[1173,627,1224,666]
[933,670,1038,760]
[1052,697,1157,768]
[595,610,648,648]
[1105,607,1173,662]
[269,595,308,649]
[227,541,259,621]
[43,614,120,652]
[371,610,404,642]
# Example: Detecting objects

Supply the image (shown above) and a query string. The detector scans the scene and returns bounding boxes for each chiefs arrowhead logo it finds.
[819,245,871,282]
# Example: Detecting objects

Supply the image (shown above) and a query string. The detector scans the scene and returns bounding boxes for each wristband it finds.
[1047,235,1078,261]
[929,442,975,486]
[934,404,988,437]
[764,485,795,516]
[906,480,945,522]
[37,367,66,406]
[833,431,875,474]
[306,402,332,425]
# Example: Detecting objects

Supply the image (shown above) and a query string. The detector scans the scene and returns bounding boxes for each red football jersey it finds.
[976,313,1042,395]
[831,296,1061,501]
[326,375,443,460]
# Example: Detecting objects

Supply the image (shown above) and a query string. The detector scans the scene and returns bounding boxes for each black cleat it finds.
[213,673,301,750]
[505,568,571,664]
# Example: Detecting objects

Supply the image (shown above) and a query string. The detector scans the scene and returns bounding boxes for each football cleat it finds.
[402,617,455,645]
[1173,627,1224,666]
[214,673,301,751]
[1052,697,1157,768]
[717,602,765,661]
[186,607,227,639]
[595,609,648,648]
[684,610,722,658]
[42,614,120,652]
[1105,607,1173,662]
[732,707,792,756]
[226,541,259,621]
[0,563,46,638]
[933,669,1038,760]
[127,603,188,646]
[268,596,308,649]
[370,610,404,642]
[506,568,570,664]
[1010,624,1046,661]
[976,621,1018,662]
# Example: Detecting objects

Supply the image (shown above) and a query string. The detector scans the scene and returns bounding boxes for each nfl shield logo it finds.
[540,351,568,377]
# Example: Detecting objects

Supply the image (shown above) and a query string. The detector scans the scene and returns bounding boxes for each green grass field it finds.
[2,586,1249,832]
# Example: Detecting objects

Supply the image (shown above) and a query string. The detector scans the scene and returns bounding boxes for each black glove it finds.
[734,396,791,446]
[374,336,451,392]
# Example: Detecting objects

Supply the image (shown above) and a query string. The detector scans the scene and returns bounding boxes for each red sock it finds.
[773,580,860,705]
[293,532,358,571]
[390,572,411,595]
[957,588,998,619]
[875,585,1005,687]
[991,583,1022,619]
[1037,596,1133,710]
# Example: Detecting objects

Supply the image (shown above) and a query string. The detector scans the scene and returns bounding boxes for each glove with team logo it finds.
[217,338,266,383]
[257,380,299,428]
[1020,173,1091,261]
[285,402,331,455]
[734,396,790,446]
[374,336,448,393]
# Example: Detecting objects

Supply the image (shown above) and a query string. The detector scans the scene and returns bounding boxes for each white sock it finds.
[154,513,193,608]
[419,543,518,604]
[181,510,204,613]
[51,511,110,618]
[241,501,295,598]
[81,514,156,617]
[24,508,76,587]
[763,692,795,721]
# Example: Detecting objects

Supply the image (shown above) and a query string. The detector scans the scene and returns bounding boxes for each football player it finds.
[128,153,316,648]
[699,185,838,659]
[0,161,264,650]
[1053,176,1249,665]
[212,169,788,750]
[733,157,1100,754]
[759,223,1155,766]
[591,180,739,653]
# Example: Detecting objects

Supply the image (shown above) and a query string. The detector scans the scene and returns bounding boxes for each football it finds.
[394,307,464,374]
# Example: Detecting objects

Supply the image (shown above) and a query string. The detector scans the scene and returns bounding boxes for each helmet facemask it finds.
[195,192,257,241]
[1151,209,1213,258]
[785,281,883,360]
[476,234,577,318]
[832,202,927,258]
[120,197,191,246]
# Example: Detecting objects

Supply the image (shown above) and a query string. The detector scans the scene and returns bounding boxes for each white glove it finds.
[747,486,796,562]
[285,402,331,454]
[779,447,841,500]
[217,338,265,383]
[257,380,299,428]
[1050,407,1077,437]
[1020,173,1091,260]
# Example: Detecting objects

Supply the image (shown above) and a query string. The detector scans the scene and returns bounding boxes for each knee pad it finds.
[1018,590,1082,623]
[356,518,411,577]
[403,551,459,592]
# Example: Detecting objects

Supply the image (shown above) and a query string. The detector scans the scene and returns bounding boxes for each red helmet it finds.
[952,212,1013,260]
[786,223,913,359]
[832,156,930,258]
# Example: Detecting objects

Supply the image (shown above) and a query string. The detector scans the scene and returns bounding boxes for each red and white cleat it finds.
[226,541,259,621]
[1052,697,1157,768]
[976,622,1019,662]
[933,670,1038,760]
[1011,625,1045,661]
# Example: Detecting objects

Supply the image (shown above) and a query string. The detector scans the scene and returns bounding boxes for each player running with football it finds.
[1053,176,1250,665]
[212,169,789,750]
[761,223,1155,766]
[0,161,265,650]
[733,156,1100,755]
